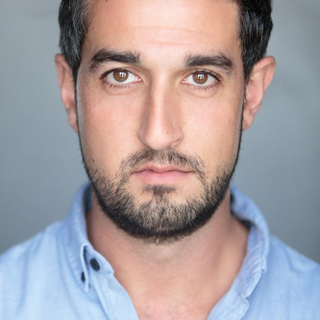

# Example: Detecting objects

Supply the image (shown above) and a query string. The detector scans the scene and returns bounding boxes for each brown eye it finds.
[192,72,208,84]
[182,71,218,89]
[104,69,140,86]
[113,69,129,82]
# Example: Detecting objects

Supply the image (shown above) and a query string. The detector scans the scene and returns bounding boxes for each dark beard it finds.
[81,146,240,245]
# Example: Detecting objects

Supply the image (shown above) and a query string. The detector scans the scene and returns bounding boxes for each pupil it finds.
[114,70,128,82]
[193,72,208,84]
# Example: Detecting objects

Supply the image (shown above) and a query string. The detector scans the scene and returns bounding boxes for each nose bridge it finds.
[138,79,183,150]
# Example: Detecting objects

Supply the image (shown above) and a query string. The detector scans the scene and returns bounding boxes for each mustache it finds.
[117,148,206,183]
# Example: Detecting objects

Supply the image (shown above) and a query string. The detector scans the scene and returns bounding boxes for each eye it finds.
[103,69,140,85]
[183,71,219,87]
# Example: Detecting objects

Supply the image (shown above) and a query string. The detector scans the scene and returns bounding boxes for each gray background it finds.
[1,0,319,262]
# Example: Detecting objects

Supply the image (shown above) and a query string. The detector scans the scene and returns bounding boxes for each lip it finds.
[132,165,193,183]
[134,165,192,174]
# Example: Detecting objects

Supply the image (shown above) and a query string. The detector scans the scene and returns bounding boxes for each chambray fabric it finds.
[0,184,319,319]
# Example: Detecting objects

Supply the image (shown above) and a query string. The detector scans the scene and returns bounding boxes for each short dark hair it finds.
[235,0,273,80]
[58,0,273,81]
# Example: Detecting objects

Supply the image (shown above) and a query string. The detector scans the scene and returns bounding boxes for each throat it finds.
[135,299,214,320]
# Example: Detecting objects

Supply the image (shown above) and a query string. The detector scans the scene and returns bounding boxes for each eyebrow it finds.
[185,54,234,75]
[88,49,234,75]
[89,49,141,73]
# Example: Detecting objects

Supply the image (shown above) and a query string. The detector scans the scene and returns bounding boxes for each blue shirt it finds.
[0,184,319,319]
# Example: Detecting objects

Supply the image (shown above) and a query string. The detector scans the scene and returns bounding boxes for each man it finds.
[0,0,319,319]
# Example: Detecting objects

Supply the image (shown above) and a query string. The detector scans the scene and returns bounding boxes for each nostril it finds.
[137,122,183,151]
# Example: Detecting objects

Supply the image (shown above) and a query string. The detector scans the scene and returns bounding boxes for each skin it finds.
[55,0,275,318]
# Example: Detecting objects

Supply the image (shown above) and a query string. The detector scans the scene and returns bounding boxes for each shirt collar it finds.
[208,185,270,319]
[62,183,115,293]
[230,184,270,293]
[61,183,92,292]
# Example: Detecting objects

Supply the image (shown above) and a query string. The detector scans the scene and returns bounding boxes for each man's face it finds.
[76,0,246,242]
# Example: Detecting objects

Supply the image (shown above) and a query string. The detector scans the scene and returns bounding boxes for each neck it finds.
[87,189,248,317]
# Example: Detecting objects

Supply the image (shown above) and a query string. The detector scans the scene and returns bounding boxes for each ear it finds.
[242,56,276,130]
[55,54,78,132]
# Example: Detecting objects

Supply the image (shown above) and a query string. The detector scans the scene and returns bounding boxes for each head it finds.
[55,0,275,244]
[58,0,273,82]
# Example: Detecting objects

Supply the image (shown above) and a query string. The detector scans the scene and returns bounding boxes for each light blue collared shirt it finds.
[0,184,319,319]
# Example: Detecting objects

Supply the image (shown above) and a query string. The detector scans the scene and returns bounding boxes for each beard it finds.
[81,142,241,245]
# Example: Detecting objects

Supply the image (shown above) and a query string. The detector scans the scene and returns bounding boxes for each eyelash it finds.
[100,68,221,91]
[184,69,221,91]
[100,68,140,90]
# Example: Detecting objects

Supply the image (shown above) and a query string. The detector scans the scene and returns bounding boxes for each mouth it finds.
[132,165,193,184]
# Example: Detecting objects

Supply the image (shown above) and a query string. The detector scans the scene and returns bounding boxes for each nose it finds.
[137,83,184,150]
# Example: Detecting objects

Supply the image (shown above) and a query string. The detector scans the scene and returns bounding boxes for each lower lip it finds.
[133,170,191,184]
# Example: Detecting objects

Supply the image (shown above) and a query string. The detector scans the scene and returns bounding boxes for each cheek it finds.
[76,87,144,175]
[182,94,243,170]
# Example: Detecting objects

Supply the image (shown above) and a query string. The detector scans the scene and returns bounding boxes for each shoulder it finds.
[247,236,320,319]
[0,220,65,282]
[268,236,320,286]
[0,221,65,318]
[0,220,64,269]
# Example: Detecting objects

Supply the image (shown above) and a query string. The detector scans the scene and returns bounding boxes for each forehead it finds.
[83,0,240,63]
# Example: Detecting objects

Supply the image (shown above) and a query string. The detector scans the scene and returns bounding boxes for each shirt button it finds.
[90,258,100,271]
